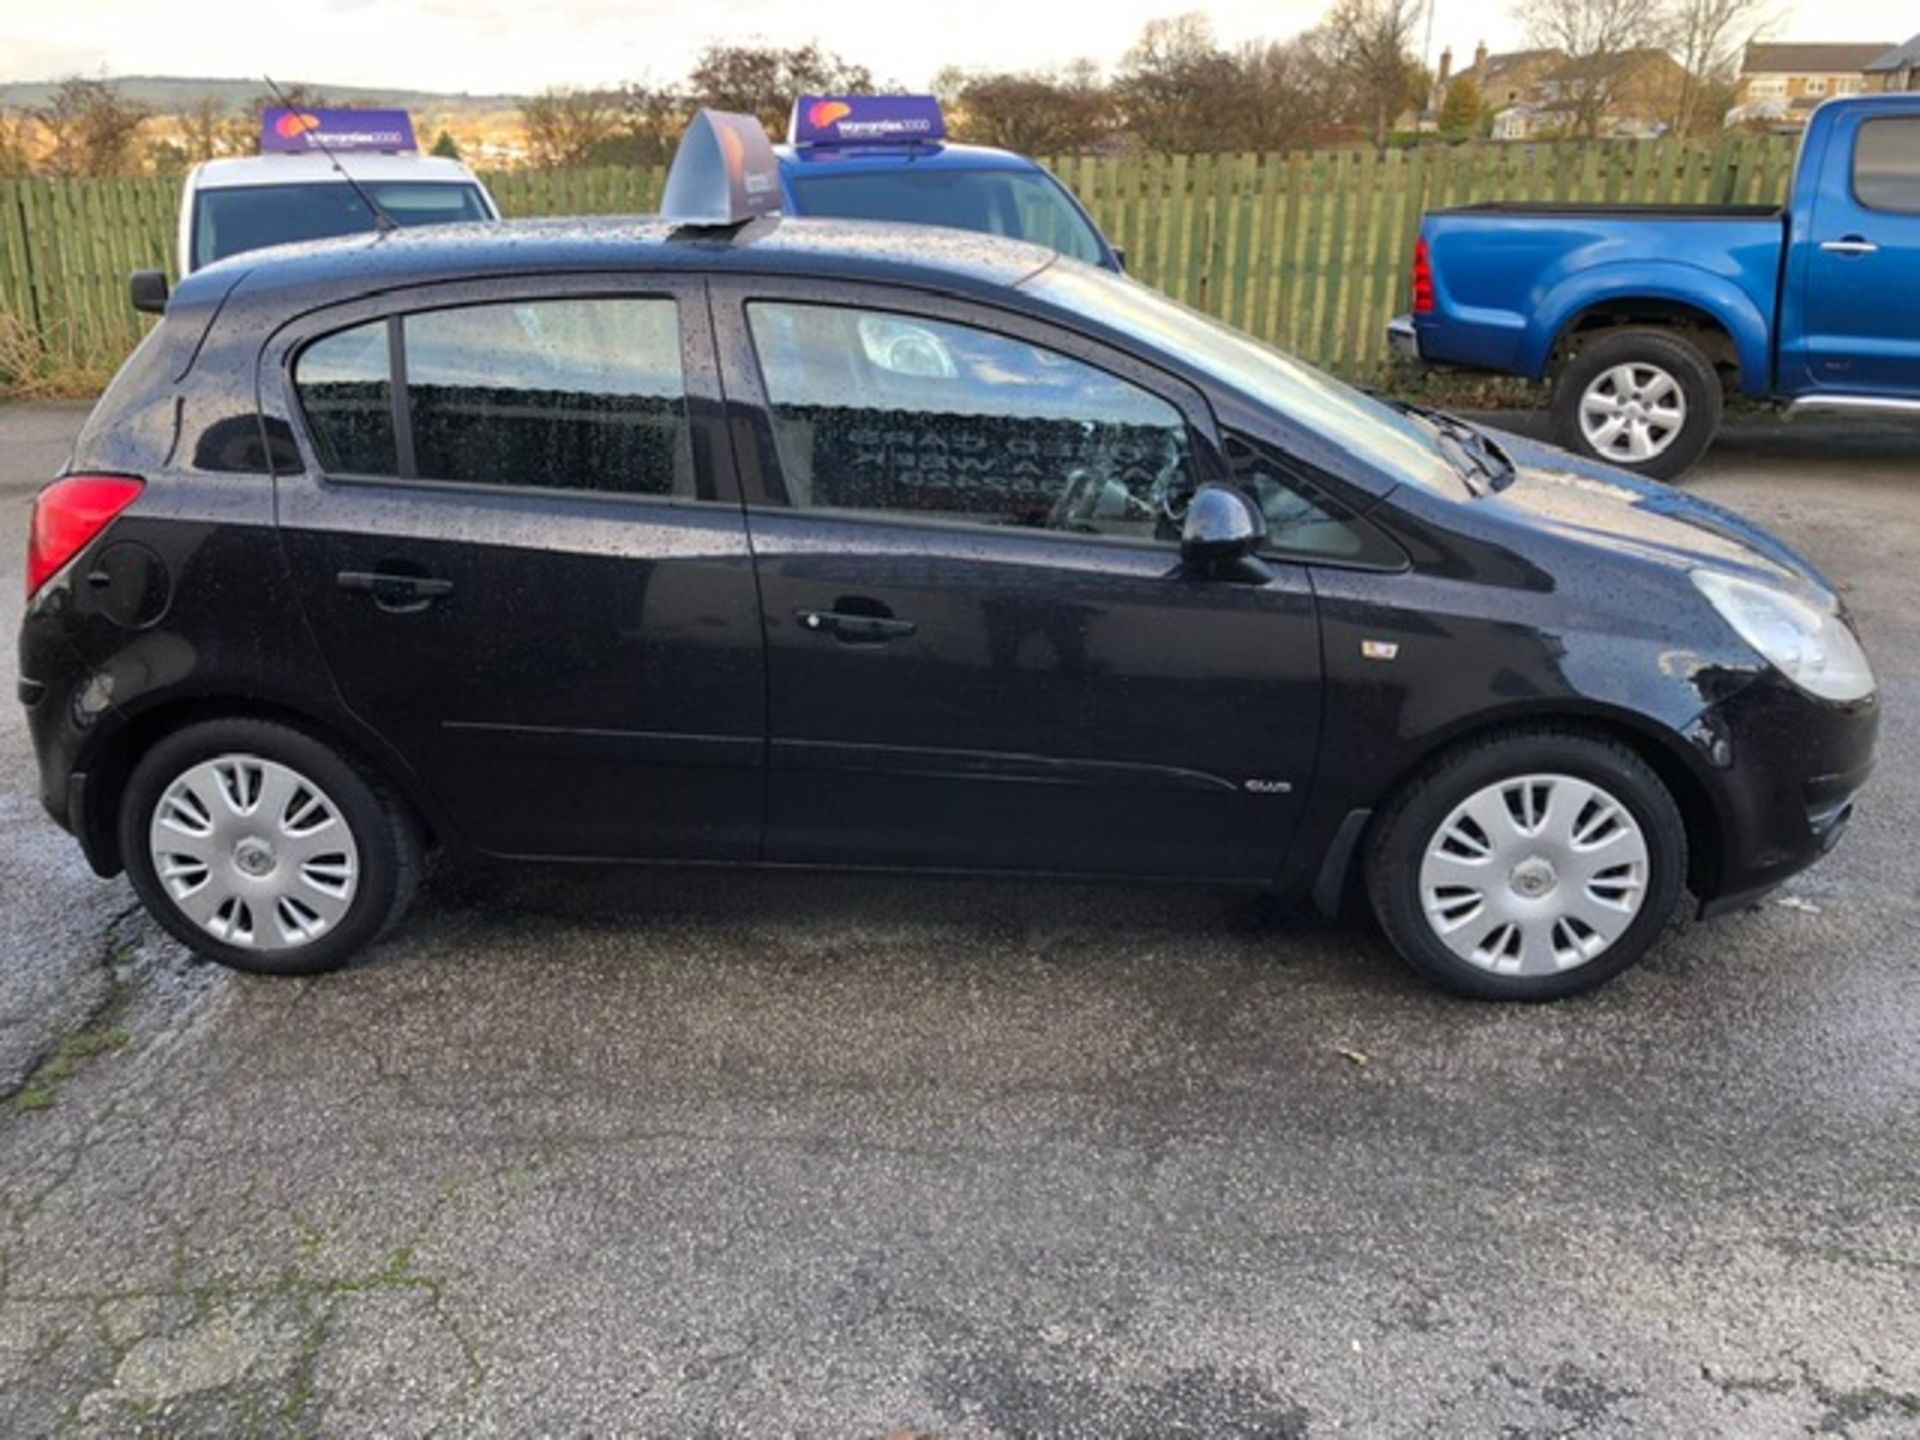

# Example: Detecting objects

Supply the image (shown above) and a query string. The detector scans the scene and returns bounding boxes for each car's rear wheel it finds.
[1551,328,1723,481]
[1366,730,1686,1001]
[120,718,420,975]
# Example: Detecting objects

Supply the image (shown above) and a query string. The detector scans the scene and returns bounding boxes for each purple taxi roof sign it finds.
[261,107,418,154]
[788,95,946,147]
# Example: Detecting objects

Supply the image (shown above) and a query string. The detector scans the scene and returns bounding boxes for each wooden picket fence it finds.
[1,136,1799,392]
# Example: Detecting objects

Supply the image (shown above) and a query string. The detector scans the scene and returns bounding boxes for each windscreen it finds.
[1027,262,1466,496]
[790,167,1106,264]
[192,181,492,269]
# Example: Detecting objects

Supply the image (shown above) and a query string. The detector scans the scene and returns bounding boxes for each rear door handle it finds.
[795,608,916,643]
[1820,238,1879,255]
[336,569,454,611]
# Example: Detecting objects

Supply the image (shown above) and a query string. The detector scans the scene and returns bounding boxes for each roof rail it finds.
[660,109,784,229]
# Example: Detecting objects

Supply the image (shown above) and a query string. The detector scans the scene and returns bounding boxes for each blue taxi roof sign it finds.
[788,95,947,147]
[660,109,784,227]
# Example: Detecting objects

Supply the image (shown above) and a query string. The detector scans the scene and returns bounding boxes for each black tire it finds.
[1550,327,1723,481]
[1365,728,1686,1002]
[119,718,421,976]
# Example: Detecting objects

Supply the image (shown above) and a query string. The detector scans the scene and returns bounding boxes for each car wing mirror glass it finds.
[129,269,169,315]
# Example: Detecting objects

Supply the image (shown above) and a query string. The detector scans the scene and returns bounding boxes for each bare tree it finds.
[1228,38,1342,151]
[1322,0,1428,150]
[1115,13,1243,152]
[953,66,1115,154]
[1662,0,1779,132]
[1515,0,1665,137]
[520,88,622,167]
[181,96,233,163]
[687,42,876,137]
[33,77,148,177]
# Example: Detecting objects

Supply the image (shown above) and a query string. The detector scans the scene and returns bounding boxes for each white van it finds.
[177,109,500,275]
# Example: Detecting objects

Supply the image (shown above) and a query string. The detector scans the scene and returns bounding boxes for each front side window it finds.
[1854,118,1920,215]
[747,301,1196,544]
[294,297,693,497]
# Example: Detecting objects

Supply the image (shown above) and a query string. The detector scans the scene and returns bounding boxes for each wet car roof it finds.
[183,213,1064,313]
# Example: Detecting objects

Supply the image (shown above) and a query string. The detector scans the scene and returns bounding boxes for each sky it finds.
[2,0,1915,94]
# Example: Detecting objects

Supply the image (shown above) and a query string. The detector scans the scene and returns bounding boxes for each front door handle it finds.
[1820,237,1879,255]
[795,608,916,643]
[337,569,454,613]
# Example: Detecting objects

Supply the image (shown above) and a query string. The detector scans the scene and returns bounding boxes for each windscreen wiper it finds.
[1369,390,1516,492]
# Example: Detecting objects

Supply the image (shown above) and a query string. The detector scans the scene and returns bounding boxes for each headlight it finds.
[1691,569,1875,703]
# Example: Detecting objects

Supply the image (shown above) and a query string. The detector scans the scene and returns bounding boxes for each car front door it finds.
[1799,111,1920,395]
[713,279,1323,882]
[266,275,766,861]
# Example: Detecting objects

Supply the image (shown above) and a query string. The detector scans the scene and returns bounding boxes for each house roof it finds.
[1866,34,1920,72]
[1546,47,1684,82]
[1473,49,1563,79]
[1742,42,1895,75]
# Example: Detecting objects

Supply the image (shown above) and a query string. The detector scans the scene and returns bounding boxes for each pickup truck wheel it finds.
[1552,329,1723,481]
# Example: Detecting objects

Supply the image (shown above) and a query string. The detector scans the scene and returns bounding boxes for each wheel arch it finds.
[75,694,445,878]
[1526,270,1772,397]
[1319,703,1728,916]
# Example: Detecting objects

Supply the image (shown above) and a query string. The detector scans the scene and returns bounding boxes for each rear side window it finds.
[294,298,693,497]
[1853,118,1920,214]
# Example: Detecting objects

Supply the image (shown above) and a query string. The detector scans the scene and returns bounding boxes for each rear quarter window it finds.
[1852,117,1920,214]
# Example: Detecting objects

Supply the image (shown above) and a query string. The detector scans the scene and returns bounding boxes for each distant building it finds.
[1537,49,1690,137]
[1867,35,1920,92]
[1490,104,1547,142]
[1449,42,1566,113]
[1735,42,1891,125]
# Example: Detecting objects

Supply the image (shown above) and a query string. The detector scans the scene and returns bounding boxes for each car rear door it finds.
[1798,110,1920,394]
[711,277,1323,882]
[262,274,766,861]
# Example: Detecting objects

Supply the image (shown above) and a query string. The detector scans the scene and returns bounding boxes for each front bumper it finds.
[1692,672,1877,912]
[1387,314,1421,363]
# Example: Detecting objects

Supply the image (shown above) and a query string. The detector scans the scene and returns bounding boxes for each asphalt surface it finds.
[1,400,1916,1436]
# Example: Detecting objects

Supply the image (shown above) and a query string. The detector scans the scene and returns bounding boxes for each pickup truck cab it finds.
[178,108,499,276]
[1392,94,1920,477]
[775,94,1120,270]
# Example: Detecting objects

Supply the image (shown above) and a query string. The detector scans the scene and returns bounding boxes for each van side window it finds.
[294,298,692,496]
[297,321,396,476]
[1854,118,1920,215]
[747,301,1195,544]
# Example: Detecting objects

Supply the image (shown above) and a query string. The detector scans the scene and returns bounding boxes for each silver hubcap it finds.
[1419,773,1650,977]
[1579,362,1687,464]
[148,754,360,951]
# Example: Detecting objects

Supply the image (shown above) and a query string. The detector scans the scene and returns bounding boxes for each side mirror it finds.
[129,270,169,315]
[1109,245,1127,272]
[1181,483,1268,568]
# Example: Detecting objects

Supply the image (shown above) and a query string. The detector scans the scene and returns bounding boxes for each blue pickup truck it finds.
[1391,94,1920,477]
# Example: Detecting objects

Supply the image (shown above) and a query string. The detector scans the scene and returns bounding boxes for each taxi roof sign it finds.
[788,95,946,147]
[261,107,417,154]
[661,109,784,228]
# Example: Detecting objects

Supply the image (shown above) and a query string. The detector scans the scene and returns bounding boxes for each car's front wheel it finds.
[120,718,420,975]
[1366,729,1687,1000]
[1551,327,1723,481]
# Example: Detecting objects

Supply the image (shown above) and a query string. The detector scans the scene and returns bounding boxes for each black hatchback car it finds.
[18,118,1878,1000]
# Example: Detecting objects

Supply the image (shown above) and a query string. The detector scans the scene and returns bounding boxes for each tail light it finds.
[1411,237,1436,315]
[26,474,145,599]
